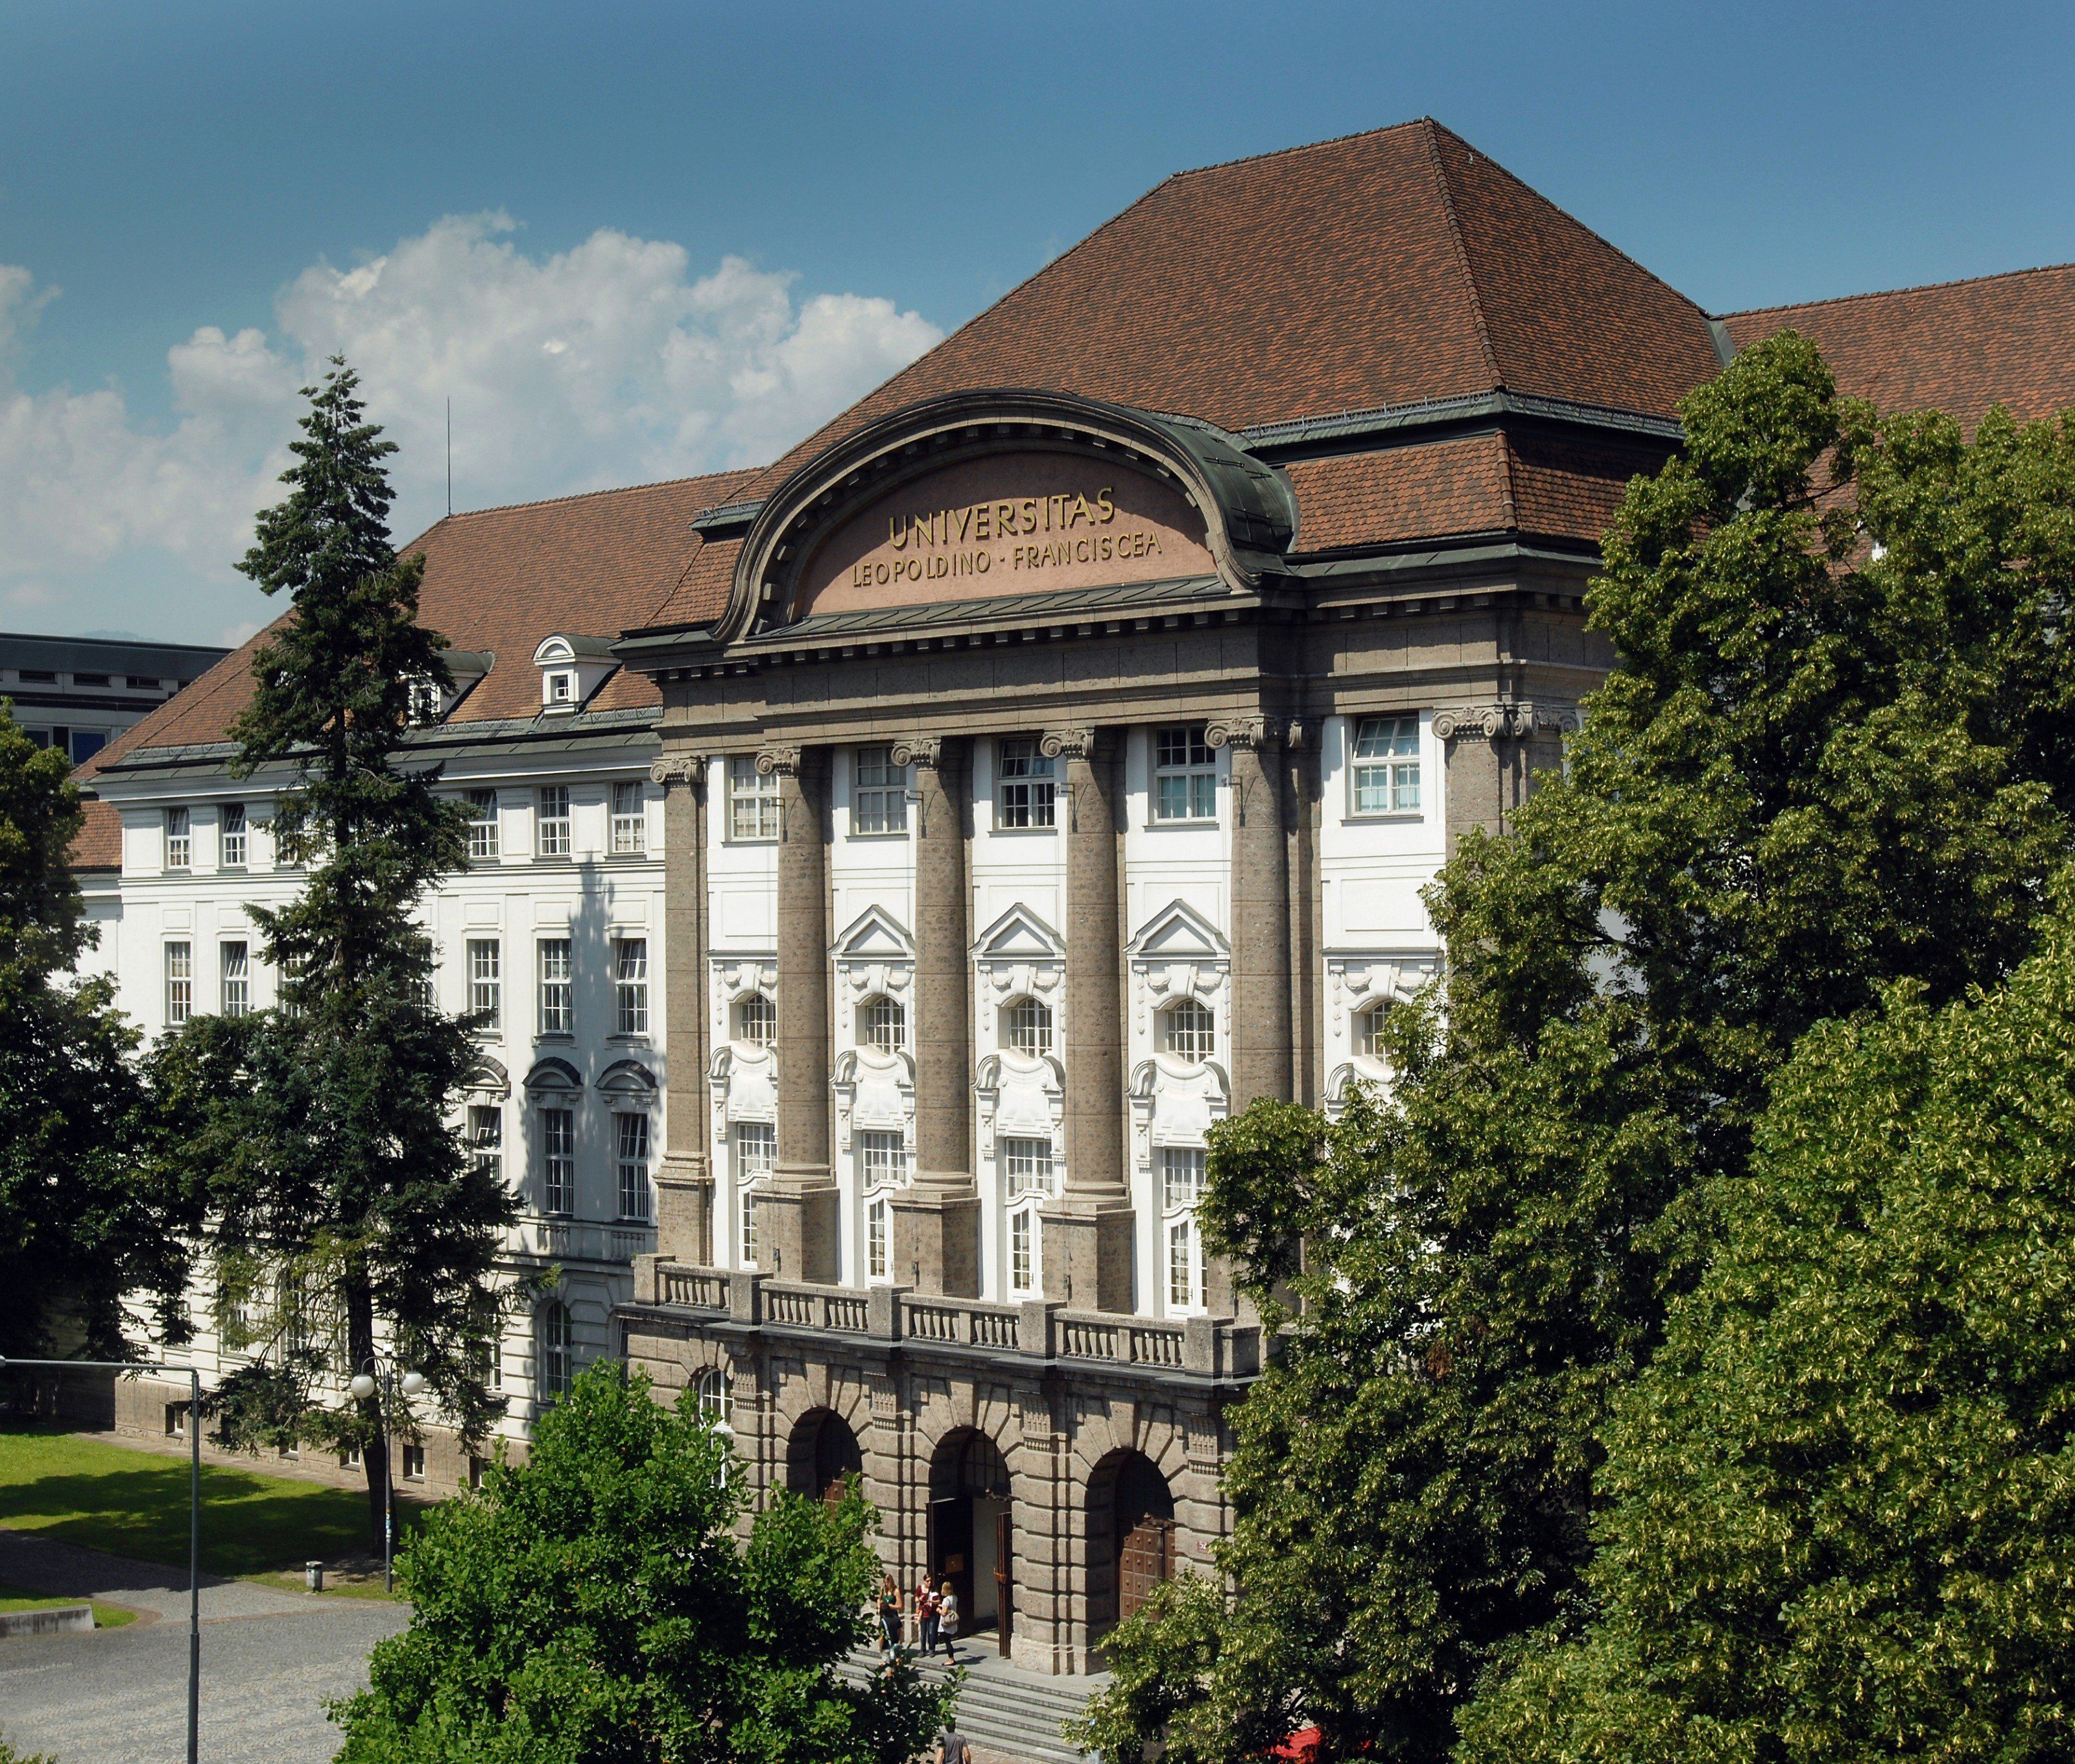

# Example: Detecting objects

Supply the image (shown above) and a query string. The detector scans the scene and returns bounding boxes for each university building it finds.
[77,120,2075,1670]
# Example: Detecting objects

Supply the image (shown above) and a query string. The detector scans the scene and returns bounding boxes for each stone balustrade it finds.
[630,1255,1262,1382]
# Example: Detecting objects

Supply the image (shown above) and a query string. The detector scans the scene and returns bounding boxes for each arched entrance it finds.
[928,1428,1013,1652]
[785,1408,863,1505]
[1087,1451,1176,1639]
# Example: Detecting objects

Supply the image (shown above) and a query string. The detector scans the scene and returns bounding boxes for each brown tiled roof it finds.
[71,795,121,870]
[715,119,1720,567]
[1285,429,1659,555]
[76,468,761,791]
[1724,265,2075,427]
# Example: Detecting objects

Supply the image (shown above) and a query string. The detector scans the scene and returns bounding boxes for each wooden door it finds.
[1118,1516,1175,1620]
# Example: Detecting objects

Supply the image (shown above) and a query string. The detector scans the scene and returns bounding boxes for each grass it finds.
[0,1582,138,1628]
[0,1423,427,1583]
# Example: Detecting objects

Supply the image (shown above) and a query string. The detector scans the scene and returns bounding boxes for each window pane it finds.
[1161,999,1215,1062]
[220,941,249,1018]
[537,787,571,857]
[853,746,907,835]
[542,1107,575,1213]
[1152,728,1216,822]
[735,993,776,1047]
[469,940,501,1027]
[1168,1219,1199,1309]
[1006,997,1052,1056]
[860,995,904,1052]
[469,1105,503,1179]
[615,938,650,1036]
[616,1113,651,1221]
[868,1200,889,1281]
[996,738,1055,829]
[220,804,246,867]
[611,781,646,855]
[1161,1145,1207,1212]
[538,939,572,1034]
[735,1122,774,1264]
[1010,1208,1034,1294]
[1003,1137,1054,1197]
[165,941,192,1026]
[860,1129,906,1189]
[165,807,190,870]
[468,790,501,860]
[729,757,779,840]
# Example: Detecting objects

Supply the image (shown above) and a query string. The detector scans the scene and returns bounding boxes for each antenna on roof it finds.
[446,398,453,517]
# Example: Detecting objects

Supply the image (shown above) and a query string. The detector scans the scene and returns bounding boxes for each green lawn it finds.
[0,1582,137,1628]
[0,1424,426,1580]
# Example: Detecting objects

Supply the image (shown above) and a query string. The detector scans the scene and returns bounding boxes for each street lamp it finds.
[0,1355,203,1764]
[348,1359,425,1593]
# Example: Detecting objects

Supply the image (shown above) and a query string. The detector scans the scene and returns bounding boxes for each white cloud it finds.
[0,215,941,632]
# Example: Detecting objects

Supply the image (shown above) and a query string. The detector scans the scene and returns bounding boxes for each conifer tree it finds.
[1070,335,2075,1764]
[148,360,517,1544]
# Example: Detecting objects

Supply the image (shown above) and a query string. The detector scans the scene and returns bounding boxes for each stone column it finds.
[1210,716,1292,1111]
[1040,728,1133,1312]
[1436,702,1576,853]
[760,744,838,1282]
[888,736,980,1294]
[651,752,712,1265]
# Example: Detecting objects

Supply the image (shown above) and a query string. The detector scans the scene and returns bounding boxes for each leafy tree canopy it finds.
[333,1363,956,1764]
[145,359,516,1534]
[1460,882,2075,1763]
[0,708,185,1357]
[1075,333,2075,1763]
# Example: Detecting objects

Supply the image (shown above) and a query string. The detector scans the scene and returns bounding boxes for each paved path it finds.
[0,1529,407,1763]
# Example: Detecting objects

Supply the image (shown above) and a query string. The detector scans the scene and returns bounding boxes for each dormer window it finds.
[532,635,618,715]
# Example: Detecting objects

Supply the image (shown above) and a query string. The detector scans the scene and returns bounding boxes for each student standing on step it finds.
[878,1573,903,1654]
[936,1584,960,1662]
[916,1571,939,1656]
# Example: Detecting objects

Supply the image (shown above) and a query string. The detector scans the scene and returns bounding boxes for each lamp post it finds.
[346,1357,425,1593]
[0,1355,204,1764]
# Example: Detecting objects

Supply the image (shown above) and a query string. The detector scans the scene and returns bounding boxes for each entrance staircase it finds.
[839,1641,1103,1764]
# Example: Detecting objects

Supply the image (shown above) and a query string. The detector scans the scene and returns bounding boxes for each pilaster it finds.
[1208,715,1292,1110]
[652,751,713,1263]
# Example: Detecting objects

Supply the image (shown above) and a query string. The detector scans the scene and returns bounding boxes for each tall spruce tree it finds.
[147,360,517,1542]
[1068,335,2075,1764]
[0,706,187,1359]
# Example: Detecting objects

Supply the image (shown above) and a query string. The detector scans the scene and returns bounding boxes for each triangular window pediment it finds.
[1127,899,1227,960]
[836,905,914,960]
[974,903,1064,962]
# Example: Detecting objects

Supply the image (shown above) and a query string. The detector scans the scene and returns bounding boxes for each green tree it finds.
[0,705,186,1359]
[333,1362,956,1764]
[1458,883,2075,1763]
[1072,334,2075,1763]
[146,359,516,1540]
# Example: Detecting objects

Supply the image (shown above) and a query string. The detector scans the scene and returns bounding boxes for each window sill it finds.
[1144,816,1219,831]
[1342,812,1427,825]
[722,836,779,847]
[607,1032,652,1045]
[535,1031,575,1043]
[988,822,1058,837]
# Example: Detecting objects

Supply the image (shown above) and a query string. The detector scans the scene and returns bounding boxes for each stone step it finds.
[838,1647,1100,1764]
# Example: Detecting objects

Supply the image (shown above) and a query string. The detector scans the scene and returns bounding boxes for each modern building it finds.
[75,119,2075,1667]
[3,631,228,767]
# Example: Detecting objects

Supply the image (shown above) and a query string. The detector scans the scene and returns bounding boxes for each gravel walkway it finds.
[0,1528,407,1763]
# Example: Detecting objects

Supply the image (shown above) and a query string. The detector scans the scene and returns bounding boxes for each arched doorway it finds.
[1087,1451,1176,1639]
[785,1408,863,1505]
[928,1428,1013,1651]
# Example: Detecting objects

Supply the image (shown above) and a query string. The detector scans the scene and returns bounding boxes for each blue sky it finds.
[5,0,2074,643]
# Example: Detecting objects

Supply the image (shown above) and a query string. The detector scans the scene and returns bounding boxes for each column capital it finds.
[1204,715,1282,752]
[650,753,705,789]
[1432,702,1582,742]
[1039,727,1104,763]
[890,735,945,770]
[754,743,805,777]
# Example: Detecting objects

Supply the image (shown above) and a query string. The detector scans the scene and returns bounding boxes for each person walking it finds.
[936,1583,960,1662]
[877,1573,903,1655]
[915,1571,938,1657]
[938,1724,972,1764]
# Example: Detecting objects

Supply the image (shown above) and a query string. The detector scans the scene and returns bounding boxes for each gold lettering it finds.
[1097,487,1115,523]
[1100,535,1113,561]
[1067,494,1092,529]
[1020,497,1037,532]
[975,503,991,541]
[888,517,908,551]
[995,501,1016,536]
[975,550,990,573]
[952,505,973,542]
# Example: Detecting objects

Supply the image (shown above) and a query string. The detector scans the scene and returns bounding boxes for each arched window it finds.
[1004,995,1053,1056]
[696,1366,733,1432]
[1353,1001,1390,1060]
[733,993,776,1048]
[860,994,905,1053]
[1160,999,1216,1063]
[538,1302,572,1401]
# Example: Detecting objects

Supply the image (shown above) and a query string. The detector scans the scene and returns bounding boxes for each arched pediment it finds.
[1126,899,1229,961]
[523,1056,584,1094]
[599,1058,659,1097]
[715,389,1298,645]
[464,1054,510,1099]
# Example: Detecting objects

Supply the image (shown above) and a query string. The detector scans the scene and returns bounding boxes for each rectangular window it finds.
[615,1113,652,1221]
[538,938,573,1035]
[1153,728,1217,822]
[610,780,646,855]
[536,786,571,857]
[735,1121,775,1265]
[469,1105,503,1180]
[1161,1145,1207,1213]
[1351,716,1421,815]
[70,730,106,765]
[868,1197,889,1281]
[996,737,1055,829]
[469,1455,488,1491]
[541,1107,575,1214]
[164,807,191,870]
[468,940,501,1027]
[401,1444,425,1481]
[467,789,501,861]
[859,1129,907,1189]
[165,942,192,1026]
[1168,1217,1200,1310]
[853,746,907,835]
[1010,1208,1035,1294]
[1002,1137,1054,1198]
[219,803,247,868]
[728,756,779,840]
[220,941,249,1018]
[614,938,650,1036]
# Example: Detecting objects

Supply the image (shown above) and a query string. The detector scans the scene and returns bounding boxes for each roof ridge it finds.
[1163,115,1435,184]
[1722,259,2075,322]
[423,465,765,529]
[1427,121,1713,328]
[1422,119,1503,390]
